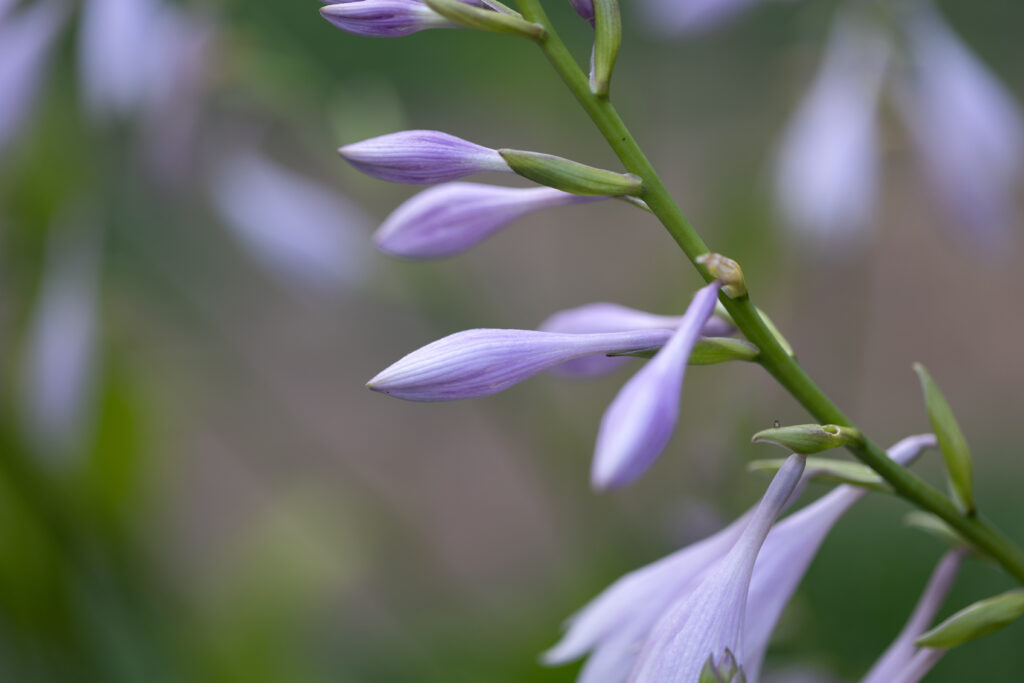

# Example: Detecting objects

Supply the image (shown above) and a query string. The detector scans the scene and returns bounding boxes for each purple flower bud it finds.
[639,0,761,37]
[861,548,965,683]
[590,281,721,490]
[631,453,806,682]
[0,0,67,153]
[374,182,605,259]
[538,302,733,378]
[568,0,594,25]
[339,130,510,184]
[367,328,675,401]
[320,0,454,38]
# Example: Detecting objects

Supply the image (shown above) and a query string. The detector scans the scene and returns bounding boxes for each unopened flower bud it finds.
[320,0,454,38]
[339,130,510,184]
[916,589,1024,649]
[751,423,862,455]
[696,252,746,298]
[590,0,621,96]
[498,149,642,196]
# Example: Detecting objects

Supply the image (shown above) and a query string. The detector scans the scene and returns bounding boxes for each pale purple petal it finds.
[538,302,734,378]
[887,648,946,683]
[640,0,763,37]
[320,0,454,38]
[341,130,510,184]
[374,182,605,259]
[861,549,965,683]
[368,328,675,401]
[590,281,721,490]
[19,225,101,461]
[893,5,1024,250]
[774,13,891,247]
[629,454,806,682]
[742,433,938,681]
[0,0,67,152]
[210,151,373,294]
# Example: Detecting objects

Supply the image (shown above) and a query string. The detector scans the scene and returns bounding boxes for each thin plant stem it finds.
[515,0,1024,584]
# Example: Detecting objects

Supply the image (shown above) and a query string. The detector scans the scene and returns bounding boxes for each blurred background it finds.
[1,0,1023,680]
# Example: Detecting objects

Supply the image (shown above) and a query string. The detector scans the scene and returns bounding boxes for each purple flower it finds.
[210,151,373,295]
[367,328,678,401]
[892,4,1024,251]
[374,182,605,258]
[568,0,595,25]
[0,0,67,153]
[339,130,510,184]
[544,434,936,682]
[630,453,806,682]
[590,281,721,490]
[774,12,891,247]
[860,549,965,683]
[320,0,455,38]
[539,302,734,378]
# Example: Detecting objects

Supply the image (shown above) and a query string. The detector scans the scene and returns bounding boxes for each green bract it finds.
[914,363,975,515]
[751,423,863,455]
[498,149,642,195]
[591,0,621,96]
[424,0,545,38]
[916,589,1024,649]
[749,457,887,492]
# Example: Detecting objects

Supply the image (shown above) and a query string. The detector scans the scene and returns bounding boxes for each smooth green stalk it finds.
[515,0,1024,584]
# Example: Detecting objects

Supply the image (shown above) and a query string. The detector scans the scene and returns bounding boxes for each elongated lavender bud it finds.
[367,328,675,401]
[374,182,605,259]
[591,281,722,490]
[568,0,594,25]
[320,0,454,38]
[340,130,510,184]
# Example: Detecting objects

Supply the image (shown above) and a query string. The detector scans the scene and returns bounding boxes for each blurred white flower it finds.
[0,0,68,154]
[774,12,890,247]
[210,152,373,295]
[19,224,102,461]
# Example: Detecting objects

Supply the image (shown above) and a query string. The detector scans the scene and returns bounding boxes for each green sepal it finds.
[751,423,863,455]
[904,511,982,556]
[914,363,975,515]
[609,337,759,365]
[590,0,621,96]
[424,0,545,39]
[916,589,1024,649]
[748,457,888,493]
[714,303,795,357]
[699,649,742,683]
[498,149,642,196]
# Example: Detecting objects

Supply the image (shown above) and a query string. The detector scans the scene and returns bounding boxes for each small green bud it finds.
[749,457,887,492]
[916,589,1024,649]
[498,149,642,196]
[751,423,863,455]
[609,337,759,365]
[699,650,744,683]
[590,0,621,96]
[913,363,975,515]
[424,0,545,39]
[696,253,746,298]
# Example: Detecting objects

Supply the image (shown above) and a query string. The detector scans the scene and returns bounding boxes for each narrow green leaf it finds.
[749,457,888,492]
[498,149,641,196]
[609,337,759,365]
[590,0,621,96]
[424,0,545,38]
[914,363,975,515]
[751,423,863,455]
[916,589,1024,649]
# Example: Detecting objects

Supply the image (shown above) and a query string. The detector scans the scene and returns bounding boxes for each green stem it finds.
[516,0,1024,584]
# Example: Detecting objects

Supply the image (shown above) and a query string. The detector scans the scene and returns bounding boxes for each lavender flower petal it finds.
[639,0,762,37]
[538,302,733,378]
[569,0,595,25]
[860,548,965,683]
[374,182,605,259]
[368,328,677,401]
[320,0,455,38]
[590,281,721,490]
[0,0,67,153]
[210,151,373,294]
[774,13,890,247]
[340,130,510,184]
[893,5,1024,250]
[630,453,806,682]
[886,648,946,683]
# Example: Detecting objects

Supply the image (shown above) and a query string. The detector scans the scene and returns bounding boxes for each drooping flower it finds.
[320,0,455,38]
[860,548,966,683]
[538,302,734,378]
[590,281,721,490]
[340,130,511,184]
[774,12,891,247]
[0,0,68,154]
[892,3,1024,251]
[544,433,936,682]
[367,328,676,401]
[210,151,373,294]
[374,182,605,258]
[629,453,806,682]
